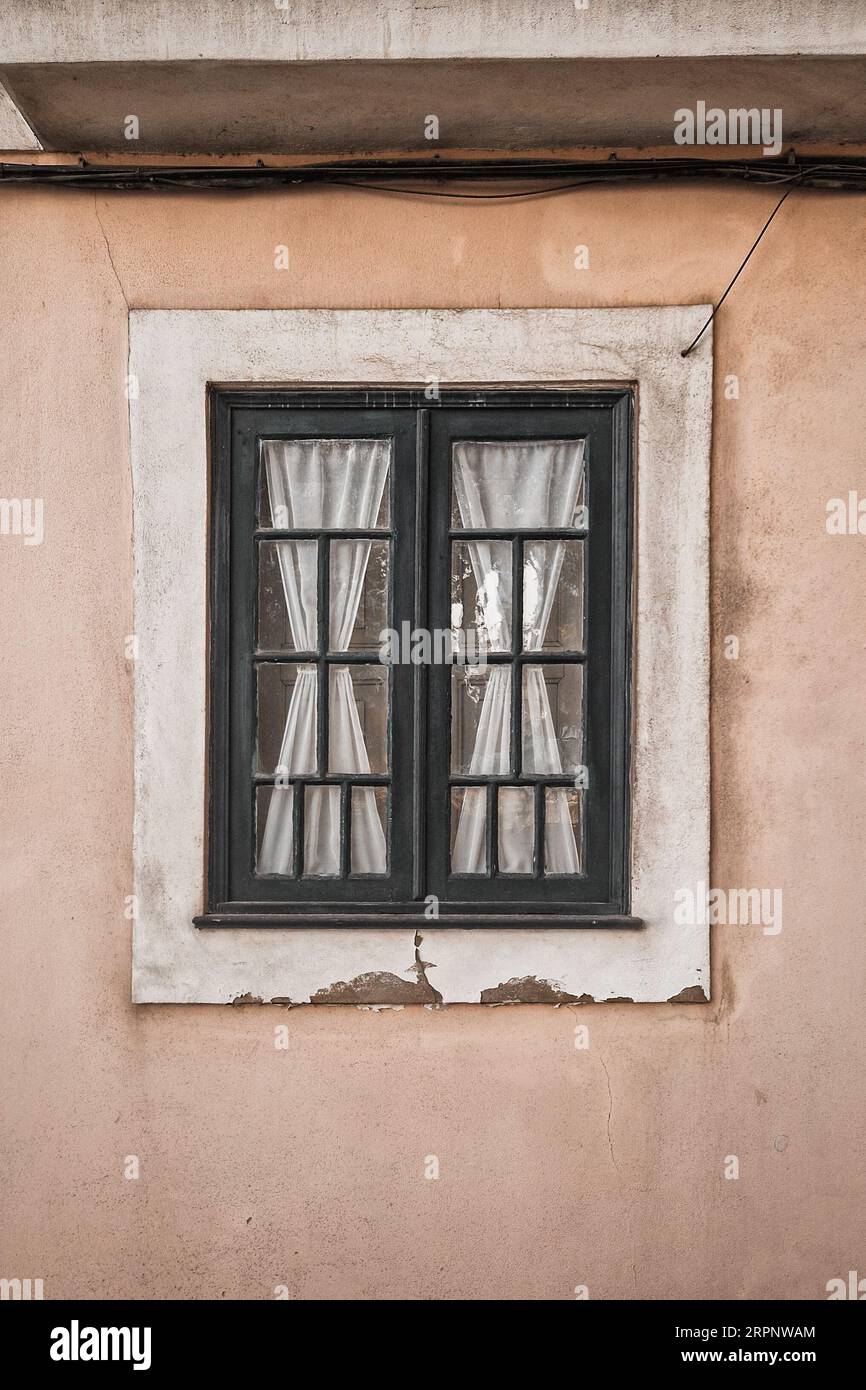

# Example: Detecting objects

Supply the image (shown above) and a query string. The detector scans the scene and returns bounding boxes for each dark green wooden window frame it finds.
[196,386,638,929]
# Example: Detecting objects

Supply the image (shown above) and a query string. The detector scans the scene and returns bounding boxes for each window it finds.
[201,387,635,927]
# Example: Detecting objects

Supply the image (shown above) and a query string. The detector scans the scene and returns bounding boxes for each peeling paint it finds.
[310,970,439,1005]
[480,976,584,1005]
[480,978,644,1004]
[667,985,709,1004]
[230,992,264,1005]
[412,931,443,1007]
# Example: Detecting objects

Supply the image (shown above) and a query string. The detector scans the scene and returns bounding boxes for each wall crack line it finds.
[93,195,129,309]
[600,1054,621,1177]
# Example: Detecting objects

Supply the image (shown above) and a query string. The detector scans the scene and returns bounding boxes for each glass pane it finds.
[259,437,390,529]
[544,786,583,875]
[521,664,584,775]
[351,786,388,874]
[303,786,340,877]
[523,540,584,653]
[258,540,317,652]
[330,541,389,651]
[451,439,586,529]
[257,663,317,776]
[451,665,511,775]
[498,785,534,874]
[328,664,388,774]
[450,785,488,874]
[256,783,295,877]
[451,540,512,657]
[257,783,389,880]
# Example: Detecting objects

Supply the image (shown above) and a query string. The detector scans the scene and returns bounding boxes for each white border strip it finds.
[130,309,711,1004]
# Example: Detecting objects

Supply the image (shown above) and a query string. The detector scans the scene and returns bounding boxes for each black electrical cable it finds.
[4,155,866,193]
[322,177,610,199]
[680,183,800,357]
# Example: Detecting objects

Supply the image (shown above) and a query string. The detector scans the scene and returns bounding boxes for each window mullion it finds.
[533,782,545,879]
[292,774,305,880]
[510,535,523,779]
[316,535,330,779]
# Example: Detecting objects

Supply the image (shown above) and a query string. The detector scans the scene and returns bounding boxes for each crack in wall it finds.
[93,195,128,308]
[599,1054,621,1178]
[599,1051,638,1294]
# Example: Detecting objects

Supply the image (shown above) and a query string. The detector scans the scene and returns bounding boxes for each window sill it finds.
[193,911,644,929]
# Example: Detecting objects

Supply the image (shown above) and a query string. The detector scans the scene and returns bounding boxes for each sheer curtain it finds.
[257,439,389,876]
[451,440,585,875]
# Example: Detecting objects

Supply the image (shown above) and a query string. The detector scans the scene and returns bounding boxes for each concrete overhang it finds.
[1,1,866,155]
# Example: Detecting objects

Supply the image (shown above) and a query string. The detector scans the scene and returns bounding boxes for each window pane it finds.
[451,540,511,656]
[521,664,584,775]
[498,785,534,874]
[450,785,488,874]
[257,663,317,776]
[303,786,340,877]
[328,665,388,774]
[259,438,390,529]
[451,439,585,529]
[330,540,389,651]
[351,786,388,874]
[258,540,317,652]
[523,540,584,653]
[256,783,295,876]
[544,786,583,875]
[451,665,511,775]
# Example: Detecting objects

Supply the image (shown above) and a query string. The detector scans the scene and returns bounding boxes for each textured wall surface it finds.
[5,0,866,60]
[0,181,864,1299]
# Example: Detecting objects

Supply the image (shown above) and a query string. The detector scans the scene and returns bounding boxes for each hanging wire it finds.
[680,182,801,357]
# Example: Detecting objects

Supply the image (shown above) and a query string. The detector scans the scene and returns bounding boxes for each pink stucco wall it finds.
[1,181,864,1298]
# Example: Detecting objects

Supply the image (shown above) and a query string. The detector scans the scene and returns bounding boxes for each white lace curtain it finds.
[257,439,389,876]
[451,440,585,875]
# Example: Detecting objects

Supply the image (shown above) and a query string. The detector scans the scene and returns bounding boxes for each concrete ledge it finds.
[3,56,866,153]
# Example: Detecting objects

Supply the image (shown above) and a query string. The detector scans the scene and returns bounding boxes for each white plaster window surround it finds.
[130,308,711,1005]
